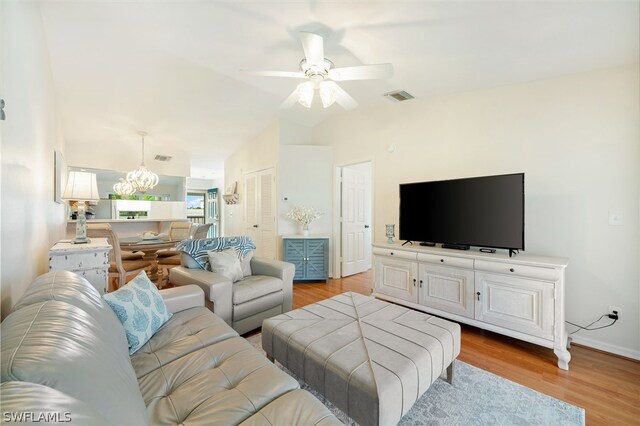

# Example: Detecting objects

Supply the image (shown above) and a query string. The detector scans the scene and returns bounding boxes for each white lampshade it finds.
[63,171,100,202]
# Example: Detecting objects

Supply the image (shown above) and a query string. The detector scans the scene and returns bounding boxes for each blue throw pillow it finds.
[103,271,172,354]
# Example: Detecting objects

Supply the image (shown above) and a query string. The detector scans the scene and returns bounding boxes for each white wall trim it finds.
[570,335,640,361]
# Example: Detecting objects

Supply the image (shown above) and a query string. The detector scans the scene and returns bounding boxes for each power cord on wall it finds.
[566,311,619,336]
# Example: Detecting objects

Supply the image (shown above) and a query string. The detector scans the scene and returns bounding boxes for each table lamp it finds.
[63,171,100,244]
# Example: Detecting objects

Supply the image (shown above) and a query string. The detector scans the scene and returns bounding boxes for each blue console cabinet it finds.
[283,236,329,283]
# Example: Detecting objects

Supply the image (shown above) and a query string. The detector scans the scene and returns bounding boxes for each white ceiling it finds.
[39,1,639,177]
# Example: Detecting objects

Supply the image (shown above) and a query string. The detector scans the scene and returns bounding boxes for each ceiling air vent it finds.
[154,155,172,162]
[384,90,415,102]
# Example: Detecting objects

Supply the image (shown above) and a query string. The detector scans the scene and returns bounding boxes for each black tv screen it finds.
[399,173,524,250]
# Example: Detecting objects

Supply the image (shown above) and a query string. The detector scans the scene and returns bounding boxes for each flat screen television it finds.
[399,173,524,251]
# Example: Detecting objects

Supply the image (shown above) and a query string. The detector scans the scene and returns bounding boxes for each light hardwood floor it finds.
[291,270,640,426]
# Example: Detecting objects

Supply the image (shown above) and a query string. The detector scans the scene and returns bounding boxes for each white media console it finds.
[372,243,571,370]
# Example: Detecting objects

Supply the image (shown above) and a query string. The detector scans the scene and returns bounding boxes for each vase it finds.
[385,224,395,244]
[302,224,309,236]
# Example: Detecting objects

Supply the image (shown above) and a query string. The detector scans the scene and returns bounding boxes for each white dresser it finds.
[49,238,111,295]
[372,243,571,370]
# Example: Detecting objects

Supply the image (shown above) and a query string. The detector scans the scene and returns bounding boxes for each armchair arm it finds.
[251,258,295,313]
[169,266,233,325]
[160,285,204,314]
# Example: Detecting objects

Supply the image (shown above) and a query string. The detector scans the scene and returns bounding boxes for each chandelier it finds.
[113,178,135,196]
[126,131,159,194]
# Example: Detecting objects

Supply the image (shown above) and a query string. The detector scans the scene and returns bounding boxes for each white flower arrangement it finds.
[286,205,322,225]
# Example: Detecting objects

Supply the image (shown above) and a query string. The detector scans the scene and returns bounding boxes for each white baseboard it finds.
[570,335,640,360]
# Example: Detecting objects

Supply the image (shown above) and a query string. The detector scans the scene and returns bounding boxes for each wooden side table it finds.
[49,238,111,295]
[283,236,329,283]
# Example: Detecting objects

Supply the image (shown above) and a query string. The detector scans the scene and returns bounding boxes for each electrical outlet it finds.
[608,306,621,322]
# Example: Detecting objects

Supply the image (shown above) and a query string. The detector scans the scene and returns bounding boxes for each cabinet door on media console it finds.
[475,272,555,340]
[374,256,418,302]
[418,263,475,319]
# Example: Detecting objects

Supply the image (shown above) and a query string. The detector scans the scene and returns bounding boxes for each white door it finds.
[244,173,258,244]
[341,163,371,276]
[257,169,276,259]
[244,168,277,259]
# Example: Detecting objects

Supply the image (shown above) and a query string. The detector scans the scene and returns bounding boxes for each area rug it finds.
[245,334,585,426]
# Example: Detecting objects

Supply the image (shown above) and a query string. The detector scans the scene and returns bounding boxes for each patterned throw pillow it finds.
[207,248,244,282]
[103,271,172,354]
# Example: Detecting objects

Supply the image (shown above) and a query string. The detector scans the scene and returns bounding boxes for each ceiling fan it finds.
[242,32,394,110]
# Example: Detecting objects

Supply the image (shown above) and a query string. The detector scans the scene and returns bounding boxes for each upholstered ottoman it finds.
[262,292,461,426]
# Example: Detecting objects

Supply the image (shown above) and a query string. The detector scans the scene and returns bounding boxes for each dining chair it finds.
[86,227,152,291]
[191,223,212,239]
[87,223,143,260]
[155,221,193,287]
[156,222,192,258]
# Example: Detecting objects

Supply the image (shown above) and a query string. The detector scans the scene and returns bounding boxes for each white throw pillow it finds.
[207,248,244,282]
[240,249,253,277]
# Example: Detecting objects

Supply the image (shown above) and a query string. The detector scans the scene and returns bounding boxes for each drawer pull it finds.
[510,268,515,272]
[390,252,394,256]
[440,259,444,263]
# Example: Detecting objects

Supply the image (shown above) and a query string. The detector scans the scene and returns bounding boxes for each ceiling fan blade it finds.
[333,84,359,111]
[329,63,394,81]
[242,70,306,79]
[280,88,299,109]
[299,31,324,67]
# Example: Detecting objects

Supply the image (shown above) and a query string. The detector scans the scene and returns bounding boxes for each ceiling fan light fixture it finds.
[297,81,314,108]
[319,81,337,108]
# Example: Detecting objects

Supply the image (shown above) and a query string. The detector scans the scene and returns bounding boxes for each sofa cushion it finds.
[103,271,172,354]
[232,275,283,305]
[1,301,148,426]
[239,389,343,426]
[0,382,112,425]
[130,307,238,378]
[233,292,284,322]
[9,271,130,362]
[137,336,300,425]
[176,236,256,270]
[208,248,244,282]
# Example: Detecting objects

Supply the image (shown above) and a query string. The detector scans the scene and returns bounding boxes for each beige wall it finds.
[223,121,279,236]
[312,64,640,359]
[1,2,67,318]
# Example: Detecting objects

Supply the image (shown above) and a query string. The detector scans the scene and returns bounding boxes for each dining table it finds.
[119,236,179,282]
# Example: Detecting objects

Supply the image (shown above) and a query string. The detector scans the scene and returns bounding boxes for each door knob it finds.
[476,291,481,301]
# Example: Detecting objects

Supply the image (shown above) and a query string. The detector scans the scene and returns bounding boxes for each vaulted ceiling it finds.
[39,1,639,178]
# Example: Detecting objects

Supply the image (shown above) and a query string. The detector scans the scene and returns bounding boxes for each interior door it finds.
[244,168,276,259]
[341,163,372,276]
[257,168,276,259]
[244,172,258,245]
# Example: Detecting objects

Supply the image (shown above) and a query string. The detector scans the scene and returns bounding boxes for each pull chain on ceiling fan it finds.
[242,32,394,110]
